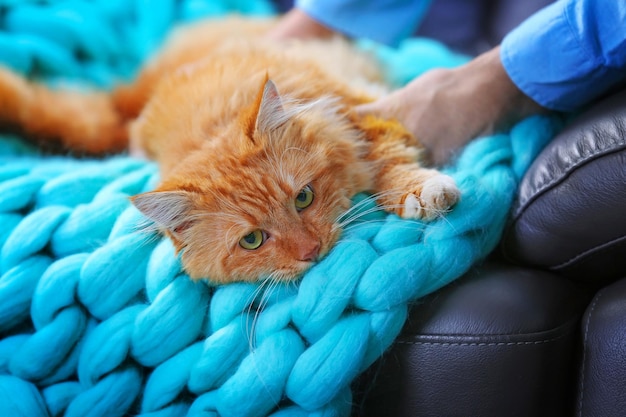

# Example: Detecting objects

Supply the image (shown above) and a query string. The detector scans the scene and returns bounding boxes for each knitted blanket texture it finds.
[0,1,561,416]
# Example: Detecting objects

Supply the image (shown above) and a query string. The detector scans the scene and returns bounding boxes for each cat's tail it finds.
[0,66,129,154]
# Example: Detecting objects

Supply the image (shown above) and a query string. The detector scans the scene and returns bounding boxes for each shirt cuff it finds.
[501,0,626,112]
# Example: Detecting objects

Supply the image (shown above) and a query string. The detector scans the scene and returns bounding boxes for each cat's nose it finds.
[298,241,320,262]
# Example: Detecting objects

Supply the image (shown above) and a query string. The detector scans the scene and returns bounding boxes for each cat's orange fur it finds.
[0,17,460,283]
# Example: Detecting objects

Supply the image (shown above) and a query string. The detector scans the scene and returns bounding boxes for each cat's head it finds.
[132,78,372,283]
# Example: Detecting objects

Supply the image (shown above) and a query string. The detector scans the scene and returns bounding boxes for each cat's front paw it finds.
[401,174,460,220]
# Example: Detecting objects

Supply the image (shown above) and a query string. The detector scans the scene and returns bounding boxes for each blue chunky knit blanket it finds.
[0,1,561,416]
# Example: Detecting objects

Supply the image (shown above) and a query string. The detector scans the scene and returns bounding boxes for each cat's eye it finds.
[295,185,314,211]
[239,230,265,250]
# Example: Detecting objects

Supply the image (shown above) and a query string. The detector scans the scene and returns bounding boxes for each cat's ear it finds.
[131,190,195,236]
[256,78,285,133]
[243,77,288,139]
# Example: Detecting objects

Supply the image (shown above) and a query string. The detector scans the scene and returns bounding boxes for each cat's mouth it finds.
[296,240,321,263]
[296,233,336,269]
[272,238,334,281]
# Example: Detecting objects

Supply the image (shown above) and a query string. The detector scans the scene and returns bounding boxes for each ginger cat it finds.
[0,17,460,284]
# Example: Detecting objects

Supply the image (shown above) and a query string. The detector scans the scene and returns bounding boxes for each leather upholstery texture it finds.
[502,91,626,285]
[576,278,626,417]
[353,262,591,417]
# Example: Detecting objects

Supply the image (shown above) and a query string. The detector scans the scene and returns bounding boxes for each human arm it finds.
[501,0,626,112]
[357,0,626,164]
[356,46,545,165]
[266,8,335,41]
[268,0,431,45]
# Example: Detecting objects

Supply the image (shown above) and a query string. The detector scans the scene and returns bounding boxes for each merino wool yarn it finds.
[0,1,562,416]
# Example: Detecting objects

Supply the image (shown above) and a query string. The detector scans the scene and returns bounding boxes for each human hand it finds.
[356,46,546,165]
[266,8,335,41]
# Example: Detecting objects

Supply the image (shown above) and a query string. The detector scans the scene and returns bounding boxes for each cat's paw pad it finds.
[402,175,460,220]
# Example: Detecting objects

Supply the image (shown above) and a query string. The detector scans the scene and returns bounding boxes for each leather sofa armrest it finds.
[353,262,591,417]
[576,276,626,416]
[501,89,626,285]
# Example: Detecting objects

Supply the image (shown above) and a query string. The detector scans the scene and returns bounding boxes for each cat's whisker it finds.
[338,197,403,219]
[244,273,285,408]
[334,195,379,224]
[248,272,283,352]
[420,206,458,228]
[244,276,273,351]
[339,218,388,234]
[436,212,457,233]
[334,201,406,230]
[335,208,380,230]
[335,196,375,218]
[334,199,458,233]
[335,189,406,220]
[334,206,390,230]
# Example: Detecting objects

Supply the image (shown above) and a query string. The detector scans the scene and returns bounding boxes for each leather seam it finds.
[577,289,604,417]
[394,336,564,347]
[398,315,578,345]
[512,137,626,220]
[552,233,626,271]
[502,139,626,261]
[395,321,575,347]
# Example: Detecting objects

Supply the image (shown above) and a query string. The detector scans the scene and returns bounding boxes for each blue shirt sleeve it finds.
[501,0,626,112]
[295,0,431,47]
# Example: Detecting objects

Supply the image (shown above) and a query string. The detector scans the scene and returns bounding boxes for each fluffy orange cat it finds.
[0,17,460,284]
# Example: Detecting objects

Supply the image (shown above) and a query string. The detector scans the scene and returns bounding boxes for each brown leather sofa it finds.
[354,88,626,417]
